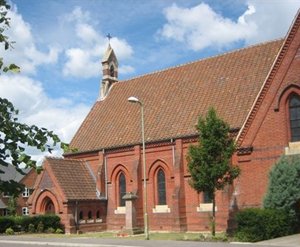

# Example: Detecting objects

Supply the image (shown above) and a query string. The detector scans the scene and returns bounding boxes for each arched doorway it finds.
[45,199,55,214]
[41,196,56,214]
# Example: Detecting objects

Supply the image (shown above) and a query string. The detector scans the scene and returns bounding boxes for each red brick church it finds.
[28,11,300,234]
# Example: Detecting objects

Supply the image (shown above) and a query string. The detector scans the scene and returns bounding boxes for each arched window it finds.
[289,94,300,142]
[157,169,166,205]
[96,210,100,219]
[88,211,92,219]
[119,173,126,206]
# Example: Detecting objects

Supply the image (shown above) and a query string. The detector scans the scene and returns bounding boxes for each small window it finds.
[203,191,212,203]
[22,187,29,197]
[96,210,100,219]
[22,207,29,215]
[289,94,300,142]
[79,211,83,220]
[119,173,126,207]
[88,211,92,219]
[157,169,166,205]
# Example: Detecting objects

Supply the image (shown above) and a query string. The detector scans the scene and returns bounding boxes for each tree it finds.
[187,107,240,236]
[263,155,300,223]
[7,196,17,216]
[0,0,20,73]
[0,0,66,195]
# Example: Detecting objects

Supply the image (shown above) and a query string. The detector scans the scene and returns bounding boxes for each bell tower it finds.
[99,42,118,100]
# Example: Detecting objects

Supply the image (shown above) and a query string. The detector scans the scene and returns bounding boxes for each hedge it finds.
[0,217,14,233]
[234,208,296,242]
[0,214,62,233]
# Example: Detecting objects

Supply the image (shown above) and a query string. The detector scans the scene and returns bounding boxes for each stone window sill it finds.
[114,206,125,214]
[197,203,217,212]
[285,141,300,155]
[152,205,171,213]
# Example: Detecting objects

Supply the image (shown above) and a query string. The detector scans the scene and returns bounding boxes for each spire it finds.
[99,38,118,100]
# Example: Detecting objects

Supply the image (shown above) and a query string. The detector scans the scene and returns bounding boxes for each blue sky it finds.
[0,0,299,160]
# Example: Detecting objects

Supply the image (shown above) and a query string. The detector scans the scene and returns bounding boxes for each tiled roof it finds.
[0,165,31,182]
[46,157,98,200]
[70,40,283,153]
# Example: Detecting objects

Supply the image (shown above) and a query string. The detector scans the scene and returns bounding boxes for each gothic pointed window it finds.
[289,94,300,142]
[119,173,126,207]
[157,169,166,205]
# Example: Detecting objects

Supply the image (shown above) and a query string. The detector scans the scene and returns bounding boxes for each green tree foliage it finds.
[0,95,66,195]
[0,0,67,195]
[263,155,300,222]
[7,196,17,216]
[0,0,20,73]
[187,107,240,235]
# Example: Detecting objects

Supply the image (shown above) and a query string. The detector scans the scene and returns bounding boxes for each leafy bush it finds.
[28,223,35,233]
[0,215,61,234]
[31,214,61,230]
[5,227,14,235]
[21,216,33,232]
[264,155,300,225]
[55,228,64,234]
[46,227,55,233]
[235,208,295,242]
[0,217,15,233]
[37,221,44,233]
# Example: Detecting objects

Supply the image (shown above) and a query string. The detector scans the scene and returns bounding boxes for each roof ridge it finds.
[120,38,284,83]
[45,156,84,163]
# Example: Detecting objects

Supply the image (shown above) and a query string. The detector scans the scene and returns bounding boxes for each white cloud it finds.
[119,65,135,74]
[158,1,300,51]
[0,6,60,74]
[76,23,99,44]
[62,6,134,79]
[0,75,90,143]
[244,0,300,44]
[65,6,91,23]
[63,48,99,78]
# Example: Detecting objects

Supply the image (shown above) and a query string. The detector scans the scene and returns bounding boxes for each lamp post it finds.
[128,96,149,240]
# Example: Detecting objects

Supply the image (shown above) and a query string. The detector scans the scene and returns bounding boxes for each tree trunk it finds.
[212,192,216,236]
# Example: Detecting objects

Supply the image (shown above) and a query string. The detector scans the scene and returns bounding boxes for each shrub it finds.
[46,227,55,233]
[264,155,300,225]
[37,221,44,233]
[55,228,64,234]
[235,208,295,242]
[32,214,61,230]
[0,215,62,234]
[28,223,35,233]
[5,227,14,235]
[0,217,15,233]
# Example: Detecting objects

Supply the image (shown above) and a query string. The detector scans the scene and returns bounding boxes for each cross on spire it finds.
[106,33,112,44]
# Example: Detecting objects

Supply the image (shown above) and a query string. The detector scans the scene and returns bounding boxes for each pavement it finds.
[0,233,298,247]
[255,233,299,247]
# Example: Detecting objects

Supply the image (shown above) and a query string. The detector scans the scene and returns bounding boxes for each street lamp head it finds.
[128,96,141,104]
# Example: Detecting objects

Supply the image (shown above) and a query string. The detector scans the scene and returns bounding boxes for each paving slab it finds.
[256,234,300,247]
